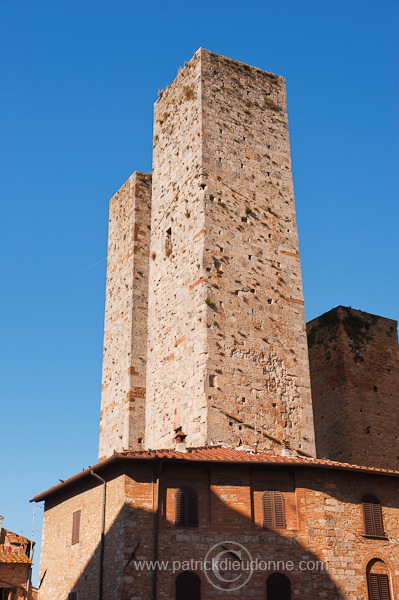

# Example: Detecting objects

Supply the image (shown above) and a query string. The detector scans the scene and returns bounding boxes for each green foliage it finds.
[183,85,196,101]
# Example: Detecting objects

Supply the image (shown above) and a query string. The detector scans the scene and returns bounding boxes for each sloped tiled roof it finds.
[30,446,399,503]
[0,550,31,564]
[116,446,399,472]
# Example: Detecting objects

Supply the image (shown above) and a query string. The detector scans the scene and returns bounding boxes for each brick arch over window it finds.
[175,571,201,600]
[175,487,198,527]
[263,490,286,528]
[362,494,384,537]
[367,559,391,600]
[266,572,291,600]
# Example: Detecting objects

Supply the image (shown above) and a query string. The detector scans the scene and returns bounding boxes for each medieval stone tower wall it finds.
[307,306,399,470]
[145,49,315,455]
[99,172,151,460]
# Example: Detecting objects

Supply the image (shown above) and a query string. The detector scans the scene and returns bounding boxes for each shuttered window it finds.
[71,510,81,545]
[362,495,384,537]
[176,487,198,527]
[368,574,391,600]
[266,572,291,600]
[263,491,286,528]
[175,571,201,600]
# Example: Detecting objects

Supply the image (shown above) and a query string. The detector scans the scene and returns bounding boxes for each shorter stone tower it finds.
[307,306,399,470]
[99,172,151,460]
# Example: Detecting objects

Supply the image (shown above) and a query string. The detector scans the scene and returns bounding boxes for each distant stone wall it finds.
[307,306,399,469]
[98,172,151,460]
[146,49,315,454]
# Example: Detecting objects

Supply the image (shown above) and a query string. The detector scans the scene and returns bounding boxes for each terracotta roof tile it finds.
[0,550,31,564]
[31,446,399,503]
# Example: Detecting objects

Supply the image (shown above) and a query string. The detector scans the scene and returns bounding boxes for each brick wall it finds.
[0,563,30,599]
[39,471,125,600]
[37,459,399,599]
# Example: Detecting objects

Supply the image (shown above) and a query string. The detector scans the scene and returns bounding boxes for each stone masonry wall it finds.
[135,463,399,599]
[99,172,151,460]
[146,49,315,454]
[38,472,125,600]
[37,460,399,599]
[146,50,207,449]
[307,306,399,470]
[200,51,314,454]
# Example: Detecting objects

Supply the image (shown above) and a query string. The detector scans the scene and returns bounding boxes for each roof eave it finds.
[30,452,399,504]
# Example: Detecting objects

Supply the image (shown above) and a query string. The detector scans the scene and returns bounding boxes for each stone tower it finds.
[145,49,315,455]
[99,49,316,459]
[307,306,399,470]
[99,172,151,460]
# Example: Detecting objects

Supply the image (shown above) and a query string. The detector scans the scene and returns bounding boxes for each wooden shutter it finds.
[363,502,374,535]
[368,573,391,600]
[186,488,198,527]
[372,505,384,537]
[266,573,291,600]
[175,571,201,600]
[263,491,273,527]
[369,574,381,600]
[273,492,286,528]
[176,489,184,526]
[362,496,384,536]
[71,510,81,545]
[176,488,198,527]
[379,575,391,600]
[263,491,286,528]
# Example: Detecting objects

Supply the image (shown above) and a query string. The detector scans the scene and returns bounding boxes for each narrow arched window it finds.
[175,487,198,527]
[266,572,291,600]
[362,494,384,537]
[263,491,286,528]
[367,559,391,600]
[176,571,201,600]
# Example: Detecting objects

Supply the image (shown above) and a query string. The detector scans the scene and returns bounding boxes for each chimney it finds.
[235,437,252,452]
[0,515,3,533]
[174,431,187,453]
[281,440,291,457]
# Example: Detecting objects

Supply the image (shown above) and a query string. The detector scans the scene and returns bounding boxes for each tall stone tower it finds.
[145,49,315,455]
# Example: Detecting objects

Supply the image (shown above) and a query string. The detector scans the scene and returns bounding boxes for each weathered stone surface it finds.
[146,49,315,455]
[307,306,399,470]
[98,172,151,459]
[37,457,399,600]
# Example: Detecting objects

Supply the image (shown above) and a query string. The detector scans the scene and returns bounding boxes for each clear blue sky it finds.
[1,0,398,585]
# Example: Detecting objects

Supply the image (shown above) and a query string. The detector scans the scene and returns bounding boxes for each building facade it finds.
[307,306,399,470]
[0,516,37,600]
[32,450,399,600]
[32,50,399,600]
